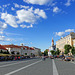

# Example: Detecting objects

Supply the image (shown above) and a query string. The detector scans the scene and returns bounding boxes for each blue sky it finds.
[0,0,75,51]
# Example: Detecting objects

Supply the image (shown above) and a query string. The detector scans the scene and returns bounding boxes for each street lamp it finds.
[21,47,23,55]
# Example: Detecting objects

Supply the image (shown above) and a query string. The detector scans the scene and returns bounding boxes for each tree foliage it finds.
[56,48,61,55]
[0,50,3,53]
[44,49,48,56]
[71,47,75,55]
[50,50,56,55]
[64,44,71,54]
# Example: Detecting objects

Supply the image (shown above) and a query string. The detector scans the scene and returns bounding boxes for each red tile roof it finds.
[30,47,34,50]
[0,45,7,50]
[2,45,34,50]
[2,45,30,50]
[3,45,21,49]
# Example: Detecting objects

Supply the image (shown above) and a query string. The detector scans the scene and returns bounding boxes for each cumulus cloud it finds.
[55,32,65,36]
[11,7,15,10]
[65,29,74,32]
[65,0,71,6]
[20,24,33,28]
[16,9,38,24]
[53,7,61,13]
[0,21,7,29]
[55,29,75,36]
[34,9,47,19]
[0,21,7,34]
[13,3,19,8]
[23,0,53,5]
[16,7,47,24]
[13,3,29,9]
[1,12,18,28]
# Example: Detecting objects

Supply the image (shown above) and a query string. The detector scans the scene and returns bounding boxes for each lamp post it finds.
[21,47,23,55]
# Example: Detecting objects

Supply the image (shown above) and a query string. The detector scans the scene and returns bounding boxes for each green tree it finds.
[56,48,61,55]
[0,50,3,53]
[64,44,71,54]
[44,49,48,56]
[7,50,9,54]
[71,47,75,55]
[50,50,56,55]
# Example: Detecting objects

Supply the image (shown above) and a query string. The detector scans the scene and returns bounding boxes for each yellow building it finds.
[56,32,75,54]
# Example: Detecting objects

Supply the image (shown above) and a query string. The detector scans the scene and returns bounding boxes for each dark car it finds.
[0,56,5,61]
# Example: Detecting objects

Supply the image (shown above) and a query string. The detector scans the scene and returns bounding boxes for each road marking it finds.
[52,59,59,75]
[70,61,75,64]
[0,59,36,68]
[5,60,42,75]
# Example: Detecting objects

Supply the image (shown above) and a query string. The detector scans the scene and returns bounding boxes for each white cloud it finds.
[1,12,18,28]
[51,2,57,6]
[20,24,33,28]
[55,29,75,37]
[56,32,65,36]
[13,3,29,9]
[65,29,74,32]
[0,21,7,34]
[53,7,61,13]
[11,7,15,10]
[5,32,22,36]
[0,36,5,41]
[13,3,20,8]
[0,21,7,29]
[34,9,47,19]
[20,5,29,9]
[6,38,13,41]
[65,0,71,6]
[16,7,46,24]
[16,9,38,24]
[3,4,10,8]
[0,35,13,41]
[23,0,53,5]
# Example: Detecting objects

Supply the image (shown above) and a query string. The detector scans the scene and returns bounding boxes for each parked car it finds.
[0,56,5,61]
[65,56,71,61]
[50,55,54,59]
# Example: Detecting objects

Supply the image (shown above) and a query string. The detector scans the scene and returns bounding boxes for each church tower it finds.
[52,38,54,46]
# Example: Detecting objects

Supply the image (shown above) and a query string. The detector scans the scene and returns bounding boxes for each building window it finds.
[25,53,27,55]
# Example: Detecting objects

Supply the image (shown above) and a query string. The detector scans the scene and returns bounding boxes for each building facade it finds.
[56,32,75,54]
[2,45,41,56]
[0,45,7,53]
[31,47,41,56]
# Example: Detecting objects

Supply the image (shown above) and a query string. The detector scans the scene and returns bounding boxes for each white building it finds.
[2,45,40,56]
[0,45,7,53]
[31,47,41,56]
[48,38,56,56]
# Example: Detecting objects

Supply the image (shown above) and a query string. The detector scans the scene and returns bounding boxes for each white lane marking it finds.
[5,60,42,75]
[52,59,59,75]
[70,61,75,64]
[0,59,36,68]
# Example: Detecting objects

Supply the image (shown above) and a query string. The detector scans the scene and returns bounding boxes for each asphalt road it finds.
[0,58,75,75]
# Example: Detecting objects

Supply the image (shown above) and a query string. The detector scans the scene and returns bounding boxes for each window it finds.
[25,53,27,55]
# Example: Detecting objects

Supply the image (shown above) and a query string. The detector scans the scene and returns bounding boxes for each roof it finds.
[0,45,7,50]
[2,45,30,50]
[20,46,29,50]
[30,47,34,50]
[3,45,21,49]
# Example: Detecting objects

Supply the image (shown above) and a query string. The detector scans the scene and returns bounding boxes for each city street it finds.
[0,58,75,75]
